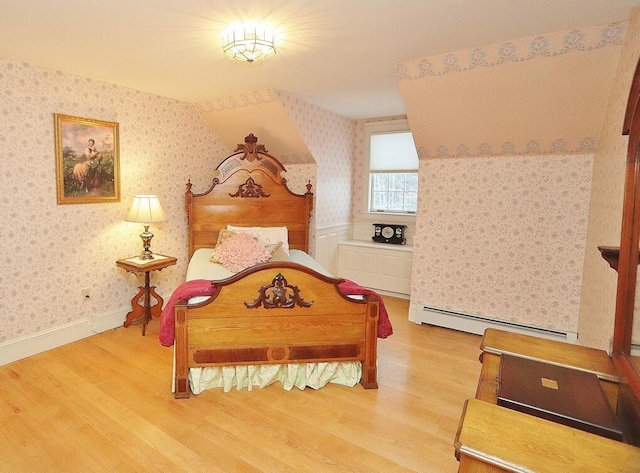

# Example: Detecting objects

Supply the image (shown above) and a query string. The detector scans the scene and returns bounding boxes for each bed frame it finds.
[173,134,379,398]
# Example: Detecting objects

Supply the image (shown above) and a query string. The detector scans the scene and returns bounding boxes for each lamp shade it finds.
[124,195,167,224]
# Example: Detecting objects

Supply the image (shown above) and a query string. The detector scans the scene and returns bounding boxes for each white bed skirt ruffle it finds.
[182,361,362,394]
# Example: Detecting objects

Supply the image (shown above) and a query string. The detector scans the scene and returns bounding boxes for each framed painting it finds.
[54,114,120,204]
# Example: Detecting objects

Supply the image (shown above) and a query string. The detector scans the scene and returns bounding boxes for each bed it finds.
[160,134,391,399]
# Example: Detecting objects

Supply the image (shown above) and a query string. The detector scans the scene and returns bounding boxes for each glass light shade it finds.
[125,195,167,224]
[222,23,276,62]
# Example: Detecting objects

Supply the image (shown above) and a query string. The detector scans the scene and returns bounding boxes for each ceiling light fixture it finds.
[222,23,276,63]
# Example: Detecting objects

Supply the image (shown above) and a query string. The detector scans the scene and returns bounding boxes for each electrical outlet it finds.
[82,288,91,299]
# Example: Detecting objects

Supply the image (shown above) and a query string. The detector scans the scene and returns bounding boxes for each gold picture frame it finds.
[54,114,120,204]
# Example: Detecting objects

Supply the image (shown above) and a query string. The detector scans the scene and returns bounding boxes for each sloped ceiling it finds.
[1,1,632,161]
[197,89,314,164]
[397,22,626,158]
[198,22,628,162]
[2,1,638,120]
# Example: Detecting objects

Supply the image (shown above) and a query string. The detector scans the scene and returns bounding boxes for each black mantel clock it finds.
[372,223,406,245]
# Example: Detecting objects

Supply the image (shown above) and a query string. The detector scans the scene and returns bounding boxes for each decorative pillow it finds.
[216,229,237,246]
[210,232,271,273]
[210,229,238,263]
[226,225,289,254]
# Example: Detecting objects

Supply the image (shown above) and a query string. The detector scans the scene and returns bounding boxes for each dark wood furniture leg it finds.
[123,284,146,328]
[123,271,165,336]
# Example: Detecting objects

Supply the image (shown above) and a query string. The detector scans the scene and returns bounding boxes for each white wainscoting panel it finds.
[338,240,413,297]
[315,223,352,276]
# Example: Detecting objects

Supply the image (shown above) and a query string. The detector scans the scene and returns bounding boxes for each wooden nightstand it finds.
[116,254,177,335]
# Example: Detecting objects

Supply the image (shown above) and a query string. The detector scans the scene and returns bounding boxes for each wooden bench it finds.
[476,328,619,409]
[454,328,640,472]
[455,399,640,473]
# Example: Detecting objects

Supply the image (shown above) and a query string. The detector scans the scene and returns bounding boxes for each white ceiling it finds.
[1,0,640,119]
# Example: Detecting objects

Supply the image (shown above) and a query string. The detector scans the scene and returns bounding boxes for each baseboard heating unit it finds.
[411,304,578,343]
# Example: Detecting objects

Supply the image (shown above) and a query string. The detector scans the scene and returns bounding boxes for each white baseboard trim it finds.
[409,303,577,343]
[0,306,129,367]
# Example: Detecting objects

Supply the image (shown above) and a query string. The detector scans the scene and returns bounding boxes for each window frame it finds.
[362,119,419,218]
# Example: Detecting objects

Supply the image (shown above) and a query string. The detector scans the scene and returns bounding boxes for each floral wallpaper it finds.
[277,90,355,229]
[2,14,636,355]
[411,154,593,333]
[0,58,229,344]
[0,58,354,349]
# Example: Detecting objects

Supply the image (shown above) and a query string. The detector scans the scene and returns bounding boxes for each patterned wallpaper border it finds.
[397,22,626,160]
[195,88,278,113]
[396,22,627,81]
[417,137,599,159]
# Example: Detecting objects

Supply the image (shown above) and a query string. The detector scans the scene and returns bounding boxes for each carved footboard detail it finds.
[245,273,314,309]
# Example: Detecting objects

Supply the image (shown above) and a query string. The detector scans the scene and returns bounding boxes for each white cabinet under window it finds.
[337,240,413,296]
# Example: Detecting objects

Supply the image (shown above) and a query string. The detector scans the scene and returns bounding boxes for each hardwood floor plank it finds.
[0,296,480,472]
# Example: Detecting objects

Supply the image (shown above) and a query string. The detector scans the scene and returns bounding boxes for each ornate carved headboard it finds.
[185,134,314,258]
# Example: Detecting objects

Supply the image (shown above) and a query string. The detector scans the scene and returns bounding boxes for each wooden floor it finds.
[0,297,481,472]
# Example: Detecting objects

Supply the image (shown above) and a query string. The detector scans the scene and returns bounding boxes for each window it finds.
[365,120,419,214]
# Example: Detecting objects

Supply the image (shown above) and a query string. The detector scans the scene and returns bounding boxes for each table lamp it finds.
[125,194,167,260]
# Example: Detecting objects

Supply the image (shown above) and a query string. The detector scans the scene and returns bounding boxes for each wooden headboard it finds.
[185,134,314,258]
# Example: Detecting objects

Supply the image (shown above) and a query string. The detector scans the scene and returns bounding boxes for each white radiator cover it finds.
[410,304,578,343]
[337,240,413,297]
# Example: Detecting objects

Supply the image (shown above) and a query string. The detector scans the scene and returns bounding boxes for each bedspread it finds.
[158,278,392,346]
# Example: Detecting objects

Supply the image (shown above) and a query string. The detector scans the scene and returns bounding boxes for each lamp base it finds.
[139,250,155,260]
[139,224,155,260]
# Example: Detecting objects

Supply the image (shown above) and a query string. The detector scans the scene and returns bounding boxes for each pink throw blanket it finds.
[338,279,393,338]
[159,279,215,346]
[158,278,393,346]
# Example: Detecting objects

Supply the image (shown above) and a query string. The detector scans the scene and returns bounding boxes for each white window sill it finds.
[359,212,417,225]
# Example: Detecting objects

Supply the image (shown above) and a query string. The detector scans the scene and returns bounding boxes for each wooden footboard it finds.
[173,262,379,398]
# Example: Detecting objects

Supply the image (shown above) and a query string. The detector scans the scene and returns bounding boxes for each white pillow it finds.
[268,245,292,263]
[226,225,289,254]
